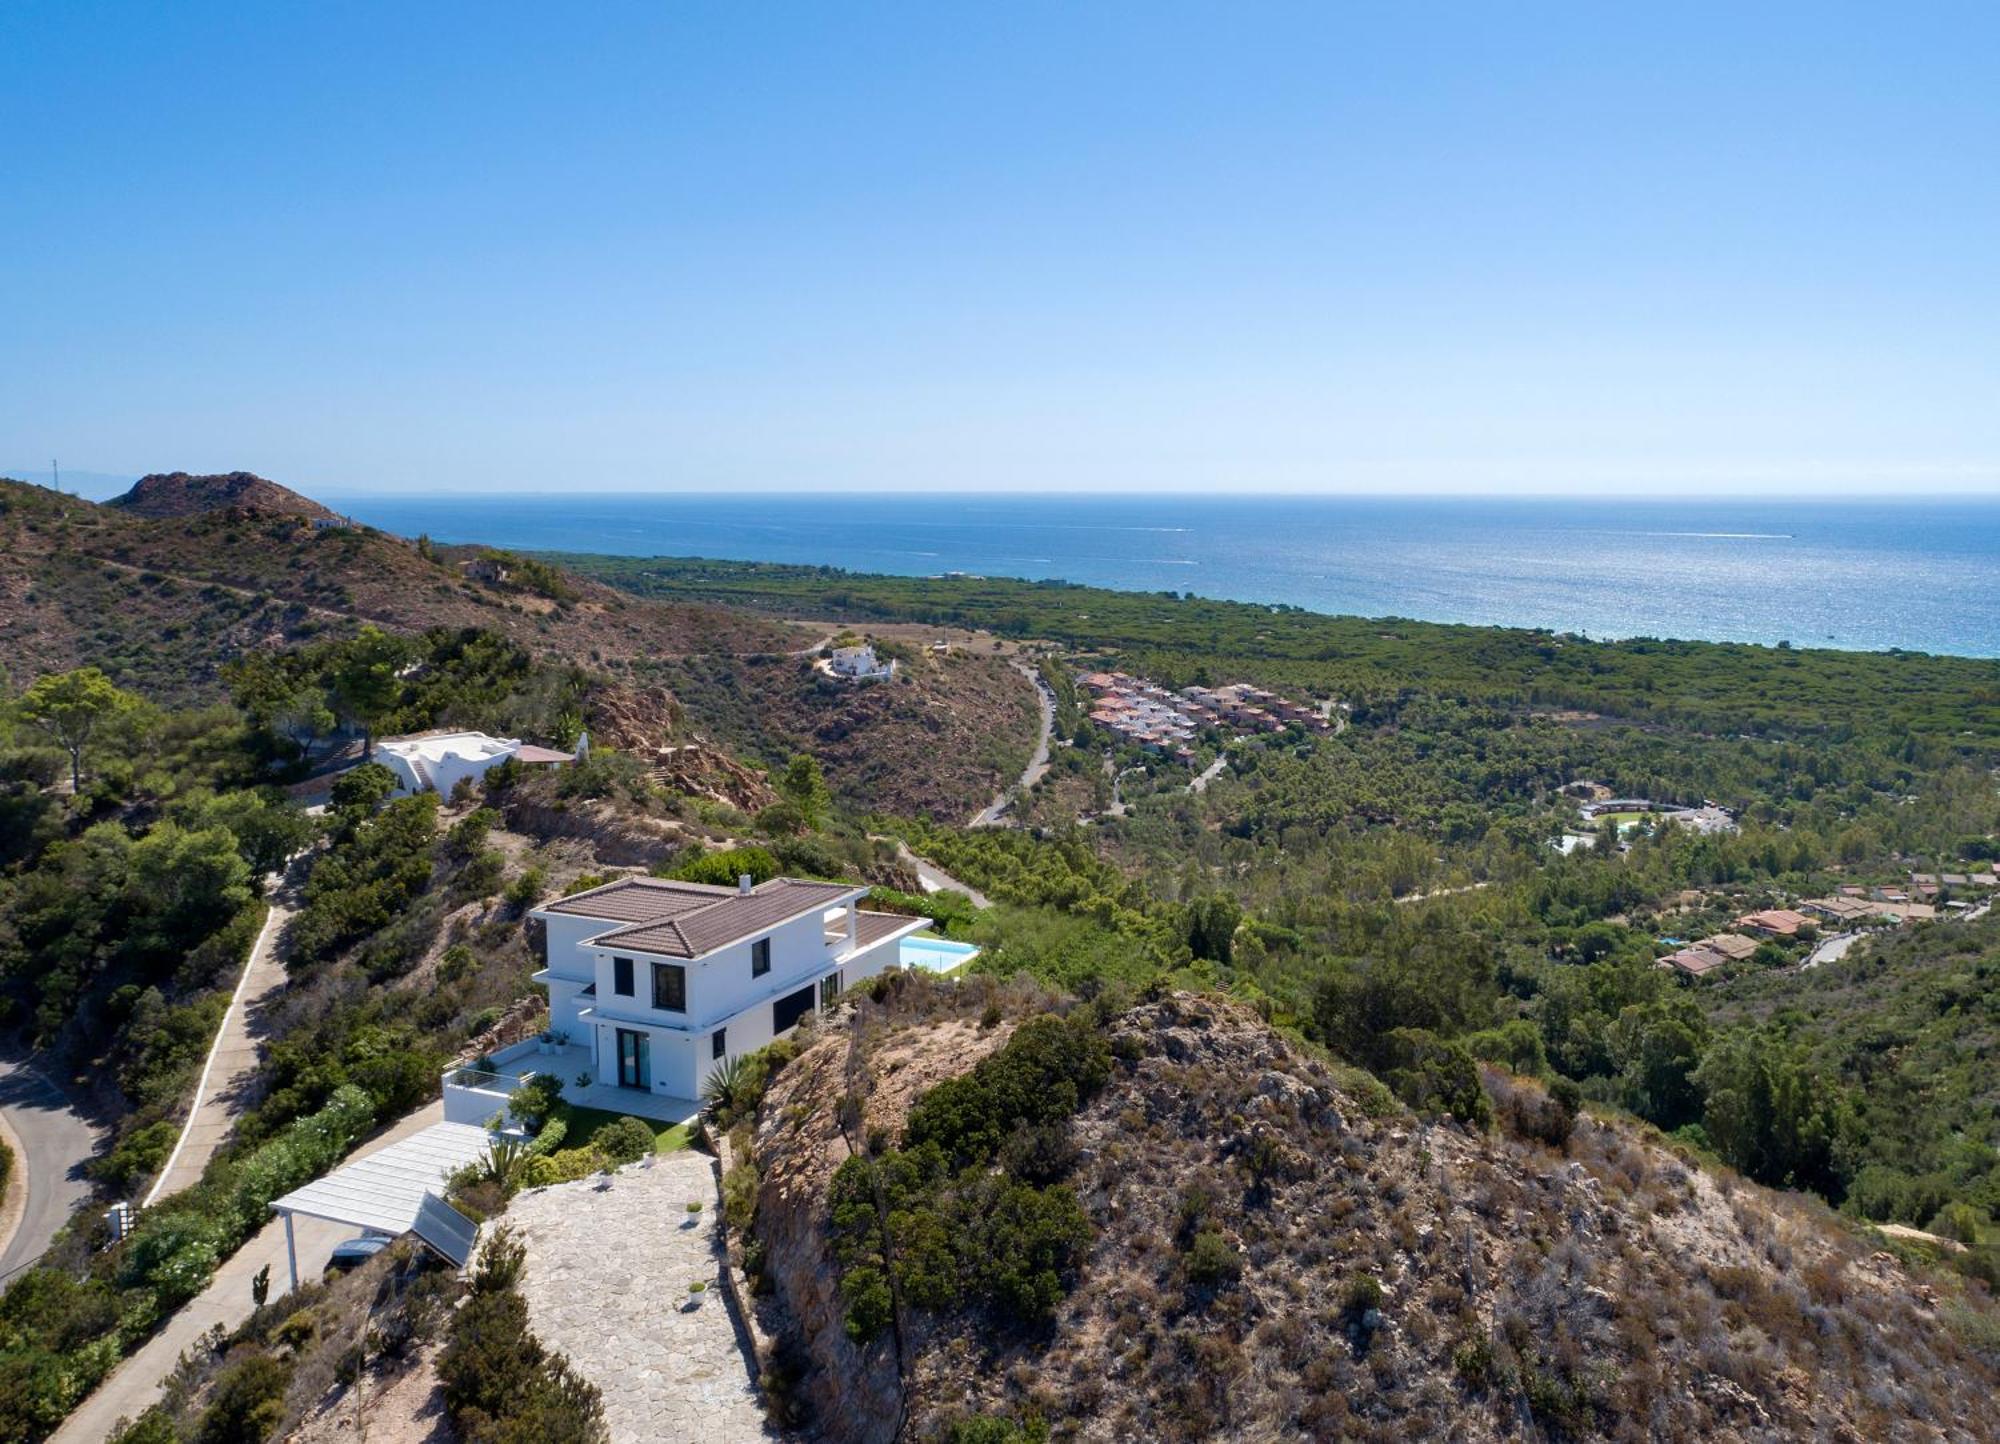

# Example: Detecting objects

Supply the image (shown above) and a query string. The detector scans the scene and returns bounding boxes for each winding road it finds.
[970,662,1056,828]
[0,1054,101,1285]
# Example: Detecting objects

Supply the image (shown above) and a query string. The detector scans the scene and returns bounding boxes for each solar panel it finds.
[412,1191,479,1268]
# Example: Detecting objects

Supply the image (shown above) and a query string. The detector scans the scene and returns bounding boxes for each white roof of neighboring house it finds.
[270,1121,494,1235]
[377,731,519,764]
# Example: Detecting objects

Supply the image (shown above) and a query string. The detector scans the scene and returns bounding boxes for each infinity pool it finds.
[900,936,981,974]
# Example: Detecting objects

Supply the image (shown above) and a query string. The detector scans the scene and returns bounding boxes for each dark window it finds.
[712,1028,727,1060]
[612,957,633,997]
[772,984,815,1035]
[651,961,686,1013]
[820,972,842,1011]
[751,938,771,978]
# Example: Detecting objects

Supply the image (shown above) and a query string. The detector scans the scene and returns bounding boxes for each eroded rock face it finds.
[751,1035,900,1444]
[748,993,1995,1444]
[750,1015,1018,1444]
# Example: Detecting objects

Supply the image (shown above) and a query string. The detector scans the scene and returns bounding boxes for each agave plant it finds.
[480,1132,527,1186]
[701,1053,753,1120]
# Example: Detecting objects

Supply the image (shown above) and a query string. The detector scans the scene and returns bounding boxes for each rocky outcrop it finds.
[750,992,1998,1444]
[645,744,778,813]
[586,682,685,751]
[749,1011,1018,1444]
[108,470,339,519]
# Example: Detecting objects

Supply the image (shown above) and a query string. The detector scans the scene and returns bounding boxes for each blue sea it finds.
[322,493,2000,658]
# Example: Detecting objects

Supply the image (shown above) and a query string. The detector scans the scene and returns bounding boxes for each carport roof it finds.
[270,1121,494,1236]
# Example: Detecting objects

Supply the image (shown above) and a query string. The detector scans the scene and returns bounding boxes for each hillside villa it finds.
[443,875,930,1123]
[372,729,577,796]
[825,643,897,681]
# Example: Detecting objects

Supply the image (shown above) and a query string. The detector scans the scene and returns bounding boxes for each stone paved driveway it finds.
[508,1151,780,1443]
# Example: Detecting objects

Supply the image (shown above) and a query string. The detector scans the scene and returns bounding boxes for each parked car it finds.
[324,1234,392,1276]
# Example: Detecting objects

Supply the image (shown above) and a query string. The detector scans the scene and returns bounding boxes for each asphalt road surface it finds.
[0,1054,101,1283]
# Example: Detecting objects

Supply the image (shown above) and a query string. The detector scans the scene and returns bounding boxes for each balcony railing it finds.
[443,1065,533,1124]
[444,1066,523,1092]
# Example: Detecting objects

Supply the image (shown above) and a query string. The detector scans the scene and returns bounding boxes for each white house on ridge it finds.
[825,643,896,681]
[529,874,929,1104]
[372,730,577,797]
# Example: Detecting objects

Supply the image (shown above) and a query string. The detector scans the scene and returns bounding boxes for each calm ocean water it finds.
[323,493,2000,658]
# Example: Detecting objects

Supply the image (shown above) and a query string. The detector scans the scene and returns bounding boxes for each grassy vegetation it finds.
[554,1103,690,1156]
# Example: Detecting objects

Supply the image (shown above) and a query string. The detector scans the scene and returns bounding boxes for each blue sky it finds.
[3,2,1997,495]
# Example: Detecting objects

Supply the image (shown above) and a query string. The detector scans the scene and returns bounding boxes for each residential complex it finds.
[1080,670,1328,760]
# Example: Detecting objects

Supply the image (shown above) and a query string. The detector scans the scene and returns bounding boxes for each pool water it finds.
[901,937,981,974]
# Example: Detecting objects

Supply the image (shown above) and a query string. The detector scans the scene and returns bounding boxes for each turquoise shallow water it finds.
[325,492,2000,657]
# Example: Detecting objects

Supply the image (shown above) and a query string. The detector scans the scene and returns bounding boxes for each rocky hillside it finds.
[106,469,339,519]
[656,645,1039,822]
[744,984,2000,1443]
[0,475,801,701]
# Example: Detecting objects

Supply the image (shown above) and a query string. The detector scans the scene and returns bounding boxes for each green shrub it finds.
[520,1147,605,1189]
[1927,1201,1989,1245]
[904,1014,1110,1167]
[508,1074,566,1134]
[1379,1028,1493,1128]
[1344,1274,1384,1314]
[439,1232,604,1443]
[664,846,778,888]
[191,1351,292,1444]
[592,1116,655,1166]
[88,1119,180,1195]
[1183,1229,1242,1289]
[945,1416,1050,1444]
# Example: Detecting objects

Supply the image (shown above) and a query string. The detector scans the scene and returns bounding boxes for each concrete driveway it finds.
[0,1053,102,1284]
[51,1101,445,1444]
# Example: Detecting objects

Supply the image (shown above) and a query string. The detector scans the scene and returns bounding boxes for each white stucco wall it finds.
[541,889,918,1102]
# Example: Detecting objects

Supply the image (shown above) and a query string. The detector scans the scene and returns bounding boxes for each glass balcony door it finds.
[615,1028,651,1090]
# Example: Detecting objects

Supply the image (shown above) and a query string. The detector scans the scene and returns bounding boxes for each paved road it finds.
[885,841,992,911]
[970,663,1055,827]
[53,1102,446,1444]
[1187,754,1230,794]
[1393,881,1495,906]
[1802,930,1861,970]
[143,891,295,1205]
[0,1054,102,1284]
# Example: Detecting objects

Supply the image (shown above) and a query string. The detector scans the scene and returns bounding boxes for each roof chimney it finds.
[738,873,754,895]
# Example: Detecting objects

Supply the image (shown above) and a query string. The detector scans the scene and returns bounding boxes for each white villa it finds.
[826,643,896,681]
[524,874,930,1108]
[372,730,576,796]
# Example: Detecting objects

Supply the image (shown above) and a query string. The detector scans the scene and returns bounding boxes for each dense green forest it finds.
[0,628,586,1438]
[548,554,2000,742]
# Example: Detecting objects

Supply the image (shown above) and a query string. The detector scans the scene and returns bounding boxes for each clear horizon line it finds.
[305,485,2000,502]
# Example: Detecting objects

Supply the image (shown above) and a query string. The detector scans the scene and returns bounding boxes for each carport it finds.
[268,1121,491,1289]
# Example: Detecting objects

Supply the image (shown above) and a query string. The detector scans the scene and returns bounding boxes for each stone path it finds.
[508,1152,778,1443]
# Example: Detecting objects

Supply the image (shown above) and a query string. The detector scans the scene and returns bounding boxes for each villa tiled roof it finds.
[591,878,860,959]
[852,911,926,948]
[1699,933,1761,960]
[538,876,738,925]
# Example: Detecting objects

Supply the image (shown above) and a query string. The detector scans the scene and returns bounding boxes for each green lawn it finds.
[554,1101,692,1154]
